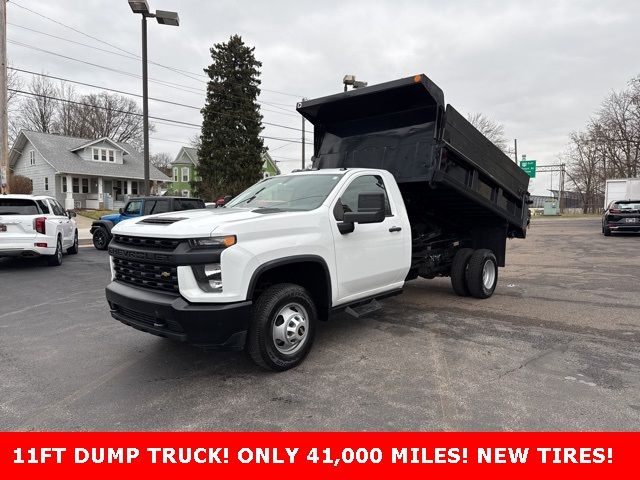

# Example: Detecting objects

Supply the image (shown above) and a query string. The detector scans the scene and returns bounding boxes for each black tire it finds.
[67,230,79,254]
[47,236,63,266]
[450,248,474,296]
[603,225,611,236]
[93,227,110,250]
[247,283,317,371]
[466,249,498,299]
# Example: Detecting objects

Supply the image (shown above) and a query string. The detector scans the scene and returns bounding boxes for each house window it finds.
[62,177,67,193]
[101,149,107,162]
[173,167,178,182]
[123,181,128,195]
[44,177,49,191]
[72,178,80,193]
[82,178,89,193]
[131,181,138,195]
[93,148,99,161]
[29,150,36,165]
[182,190,190,197]
[109,150,115,162]
[182,167,189,182]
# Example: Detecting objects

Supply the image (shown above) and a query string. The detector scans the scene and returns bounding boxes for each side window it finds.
[175,199,203,211]
[334,175,392,221]
[36,200,50,214]
[49,200,65,216]
[154,200,170,214]
[143,200,156,215]
[124,200,142,215]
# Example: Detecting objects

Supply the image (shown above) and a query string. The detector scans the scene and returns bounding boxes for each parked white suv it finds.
[0,194,79,266]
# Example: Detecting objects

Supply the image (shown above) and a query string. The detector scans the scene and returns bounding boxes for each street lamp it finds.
[343,74,367,92]
[128,1,179,195]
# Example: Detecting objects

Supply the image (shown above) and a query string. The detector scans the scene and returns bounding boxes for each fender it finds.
[90,220,115,235]
[246,255,332,309]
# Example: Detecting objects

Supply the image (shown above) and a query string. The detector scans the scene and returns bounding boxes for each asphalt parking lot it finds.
[1,217,639,431]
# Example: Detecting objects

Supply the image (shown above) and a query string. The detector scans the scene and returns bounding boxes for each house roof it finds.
[9,130,170,182]
[171,146,199,166]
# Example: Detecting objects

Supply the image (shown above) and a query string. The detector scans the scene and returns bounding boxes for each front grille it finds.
[114,305,184,333]
[113,257,179,293]
[112,234,180,250]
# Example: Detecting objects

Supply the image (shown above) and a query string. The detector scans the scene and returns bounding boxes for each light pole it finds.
[128,1,179,196]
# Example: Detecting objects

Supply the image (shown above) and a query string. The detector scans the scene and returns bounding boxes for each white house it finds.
[9,130,170,210]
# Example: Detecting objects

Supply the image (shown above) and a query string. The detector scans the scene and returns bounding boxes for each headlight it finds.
[193,263,223,292]
[189,235,236,249]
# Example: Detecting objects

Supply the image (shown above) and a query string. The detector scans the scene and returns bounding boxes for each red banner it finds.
[0,432,635,479]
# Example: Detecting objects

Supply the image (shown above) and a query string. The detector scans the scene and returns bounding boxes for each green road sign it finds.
[520,160,536,178]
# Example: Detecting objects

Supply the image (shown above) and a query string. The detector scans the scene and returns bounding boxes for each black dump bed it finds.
[297,74,530,238]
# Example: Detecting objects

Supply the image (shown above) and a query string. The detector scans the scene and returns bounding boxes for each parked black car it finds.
[90,196,206,249]
[602,200,640,236]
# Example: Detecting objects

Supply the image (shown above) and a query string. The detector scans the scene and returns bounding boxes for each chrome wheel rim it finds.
[57,240,62,262]
[272,302,309,355]
[482,259,496,290]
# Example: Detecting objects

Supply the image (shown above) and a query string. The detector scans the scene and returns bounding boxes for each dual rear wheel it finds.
[450,248,498,299]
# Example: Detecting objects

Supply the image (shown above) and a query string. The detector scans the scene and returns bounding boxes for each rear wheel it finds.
[92,227,110,250]
[466,249,498,299]
[247,283,317,371]
[67,230,79,254]
[47,236,63,266]
[603,225,611,236]
[450,248,474,296]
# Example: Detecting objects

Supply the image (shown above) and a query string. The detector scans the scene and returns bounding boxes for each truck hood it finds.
[110,207,273,238]
[100,213,121,223]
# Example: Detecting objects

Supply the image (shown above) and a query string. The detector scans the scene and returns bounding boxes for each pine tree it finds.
[196,35,264,199]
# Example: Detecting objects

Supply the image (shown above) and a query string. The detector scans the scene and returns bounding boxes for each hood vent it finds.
[137,216,187,225]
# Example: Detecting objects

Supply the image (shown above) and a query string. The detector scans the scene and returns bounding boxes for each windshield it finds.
[226,174,344,211]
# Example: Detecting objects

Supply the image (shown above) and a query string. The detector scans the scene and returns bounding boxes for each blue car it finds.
[90,196,205,250]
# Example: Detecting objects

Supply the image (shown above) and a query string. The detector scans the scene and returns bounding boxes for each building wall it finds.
[12,139,58,196]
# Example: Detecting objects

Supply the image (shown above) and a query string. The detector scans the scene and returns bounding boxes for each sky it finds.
[6,0,640,195]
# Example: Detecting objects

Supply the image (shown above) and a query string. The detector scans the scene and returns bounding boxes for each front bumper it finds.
[106,281,252,350]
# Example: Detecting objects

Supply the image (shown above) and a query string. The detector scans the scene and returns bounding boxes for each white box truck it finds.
[605,178,640,209]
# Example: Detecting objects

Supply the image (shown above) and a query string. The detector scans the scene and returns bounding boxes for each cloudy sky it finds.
[7,0,640,194]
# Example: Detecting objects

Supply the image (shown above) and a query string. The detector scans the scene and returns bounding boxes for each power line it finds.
[8,1,306,98]
[9,89,313,145]
[10,67,309,132]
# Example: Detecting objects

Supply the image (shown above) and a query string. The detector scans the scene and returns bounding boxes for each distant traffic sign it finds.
[520,160,536,178]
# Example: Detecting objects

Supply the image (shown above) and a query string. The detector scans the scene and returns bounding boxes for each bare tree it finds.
[18,75,57,133]
[150,152,173,176]
[7,66,24,145]
[53,82,82,137]
[466,112,509,152]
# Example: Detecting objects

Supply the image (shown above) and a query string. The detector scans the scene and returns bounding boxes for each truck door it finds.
[331,173,407,303]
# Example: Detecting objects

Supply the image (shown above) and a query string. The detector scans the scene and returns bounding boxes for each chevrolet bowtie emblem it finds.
[160,271,171,279]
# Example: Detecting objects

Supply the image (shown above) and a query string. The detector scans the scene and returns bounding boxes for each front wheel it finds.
[67,230,79,254]
[466,249,498,299]
[47,237,63,266]
[92,227,110,250]
[247,283,317,371]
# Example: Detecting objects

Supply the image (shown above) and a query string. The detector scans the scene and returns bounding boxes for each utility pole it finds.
[1,0,9,194]
[141,15,150,195]
[301,97,307,170]
[513,139,518,164]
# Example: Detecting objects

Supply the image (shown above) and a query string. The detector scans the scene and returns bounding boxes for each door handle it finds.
[389,226,402,232]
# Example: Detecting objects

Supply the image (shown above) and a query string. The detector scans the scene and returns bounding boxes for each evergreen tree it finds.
[196,35,264,199]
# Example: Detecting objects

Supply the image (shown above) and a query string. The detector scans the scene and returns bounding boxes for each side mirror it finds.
[338,192,386,234]
[67,210,76,218]
[119,207,124,215]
